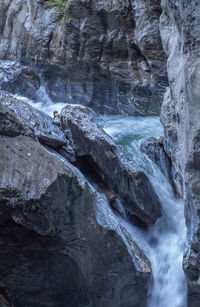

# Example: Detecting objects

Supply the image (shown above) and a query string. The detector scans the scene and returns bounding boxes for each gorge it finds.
[0,0,200,306]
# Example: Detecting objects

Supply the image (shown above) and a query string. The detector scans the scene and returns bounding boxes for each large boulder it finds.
[0,61,40,99]
[159,1,200,305]
[0,99,151,306]
[61,104,162,227]
[0,92,66,148]
[0,0,167,115]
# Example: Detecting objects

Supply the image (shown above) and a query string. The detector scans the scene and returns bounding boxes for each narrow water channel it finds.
[97,115,188,307]
[16,90,187,307]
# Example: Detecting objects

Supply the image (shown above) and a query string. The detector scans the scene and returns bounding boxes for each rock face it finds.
[0,0,167,115]
[159,1,200,305]
[61,104,162,227]
[0,61,40,99]
[141,137,175,191]
[0,95,153,306]
[0,0,10,37]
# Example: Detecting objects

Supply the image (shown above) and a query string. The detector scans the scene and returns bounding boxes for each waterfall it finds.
[97,115,188,307]
[11,86,188,306]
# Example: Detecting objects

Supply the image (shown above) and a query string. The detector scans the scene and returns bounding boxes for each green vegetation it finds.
[128,170,143,186]
[43,0,66,20]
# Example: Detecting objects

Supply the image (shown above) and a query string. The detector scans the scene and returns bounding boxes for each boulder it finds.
[61,104,162,227]
[0,92,66,148]
[0,100,151,306]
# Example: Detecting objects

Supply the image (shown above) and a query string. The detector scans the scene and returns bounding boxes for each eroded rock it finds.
[61,104,162,227]
[160,1,200,305]
[0,0,167,115]
[0,61,40,99]
[141,137,175,191]
[0,100,151,306]
[0,92,67,148]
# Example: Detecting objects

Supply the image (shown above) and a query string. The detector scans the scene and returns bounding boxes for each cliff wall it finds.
[160,1,200,305]
[0,0,167,115]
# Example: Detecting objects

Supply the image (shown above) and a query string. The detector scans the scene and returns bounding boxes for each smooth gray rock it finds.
[0,92,67,148]
[0,102,151,306]
[160,1,200,305]
[61,104,162,227]
[0,61,40,99]
[0,102,34,137]
[0,0,167,115]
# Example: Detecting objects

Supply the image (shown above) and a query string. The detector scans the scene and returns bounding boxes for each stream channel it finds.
[16,89,188,307]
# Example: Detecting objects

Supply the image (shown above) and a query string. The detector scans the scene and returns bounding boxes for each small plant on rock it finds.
[43,0,67,20]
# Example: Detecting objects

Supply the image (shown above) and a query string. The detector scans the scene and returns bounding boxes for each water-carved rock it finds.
[61,104,162,227]
[0,0,167,115]
[160,1,200,305]
[0,99,151,306]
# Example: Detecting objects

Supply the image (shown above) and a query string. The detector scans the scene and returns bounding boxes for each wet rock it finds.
[61,104,162,227]
[0,61,40,99]
[0,0,167,115]
[0,92,67,148]
[141,137,174,190]
[0,102,151,307]
[160,0,200,305]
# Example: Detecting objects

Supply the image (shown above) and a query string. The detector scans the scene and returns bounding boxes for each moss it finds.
[43,0,66,20]
[128,170,143,185]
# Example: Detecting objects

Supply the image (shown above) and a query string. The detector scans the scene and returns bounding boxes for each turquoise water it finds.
[97,114,187,307]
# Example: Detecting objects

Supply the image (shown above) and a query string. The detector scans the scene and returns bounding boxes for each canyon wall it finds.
[0,0,167,115]
[160,0,200,305]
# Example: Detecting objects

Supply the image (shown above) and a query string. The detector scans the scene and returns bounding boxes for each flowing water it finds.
[10,87,187,306]
[97,115,187,307]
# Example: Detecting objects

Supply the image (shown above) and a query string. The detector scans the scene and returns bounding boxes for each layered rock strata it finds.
[0,0,167,115]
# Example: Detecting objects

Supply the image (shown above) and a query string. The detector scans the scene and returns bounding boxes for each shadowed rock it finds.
[141,137,175,191]
[0,100,151,307]
[61,104,162,227]
[0,61,40,99]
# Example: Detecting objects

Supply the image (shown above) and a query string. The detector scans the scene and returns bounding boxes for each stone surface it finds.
[0,99,151,307]
[0,61,40,99]
[159,1,200,305]
[0,0,10,37]
[0,92,67,148]
[0,0,167,115]
[141,137,175,191]
[61,104,162,227]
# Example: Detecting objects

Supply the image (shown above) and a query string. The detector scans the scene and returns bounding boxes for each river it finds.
[13,90,187,307]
